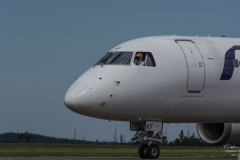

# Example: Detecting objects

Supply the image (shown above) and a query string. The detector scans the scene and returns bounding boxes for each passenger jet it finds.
[64,35,240,159]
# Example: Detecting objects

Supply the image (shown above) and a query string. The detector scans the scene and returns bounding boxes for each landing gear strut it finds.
[138,131,160,159]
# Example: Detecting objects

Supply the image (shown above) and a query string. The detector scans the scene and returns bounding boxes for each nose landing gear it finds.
[138,131,160,159]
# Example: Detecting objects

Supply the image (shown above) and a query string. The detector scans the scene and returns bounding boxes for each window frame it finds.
[134,52,156,67]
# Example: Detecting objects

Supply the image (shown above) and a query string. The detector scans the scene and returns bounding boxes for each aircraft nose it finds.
[64,83,92,111]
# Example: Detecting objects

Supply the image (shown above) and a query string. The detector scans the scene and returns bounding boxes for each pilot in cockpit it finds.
[134,53,145,66]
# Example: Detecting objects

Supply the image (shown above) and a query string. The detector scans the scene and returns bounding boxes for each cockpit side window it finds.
[94,52,133,65]
[133,52,156,67]
[145,53,156,67]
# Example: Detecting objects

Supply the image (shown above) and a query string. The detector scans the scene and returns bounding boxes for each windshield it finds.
[95,52,133,65]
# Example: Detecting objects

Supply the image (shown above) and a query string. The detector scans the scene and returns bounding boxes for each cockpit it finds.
[95,52,156,67]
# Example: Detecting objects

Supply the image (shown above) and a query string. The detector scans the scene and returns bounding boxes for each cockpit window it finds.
[133,52,156,67]
[95,52,133,65]
[95,52,113,65]
[145,53,156,67]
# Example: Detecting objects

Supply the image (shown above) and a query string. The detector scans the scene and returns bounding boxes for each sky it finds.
[0,0,240,142]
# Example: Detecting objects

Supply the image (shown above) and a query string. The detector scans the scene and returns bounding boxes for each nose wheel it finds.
[138,144,148,159]
[138,131,160,159]
[139,144,160,159]
[146,144,160,159]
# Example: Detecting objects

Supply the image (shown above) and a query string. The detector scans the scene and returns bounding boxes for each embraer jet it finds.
[64,35,240,159]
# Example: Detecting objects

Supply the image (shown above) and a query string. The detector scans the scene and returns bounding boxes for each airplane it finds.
[64,35,240,159]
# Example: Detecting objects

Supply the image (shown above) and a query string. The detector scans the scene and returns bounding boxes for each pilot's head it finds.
[135,53,143,60]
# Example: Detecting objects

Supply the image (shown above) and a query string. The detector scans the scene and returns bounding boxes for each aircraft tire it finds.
[146,144,159,159]
[138,144,148,159]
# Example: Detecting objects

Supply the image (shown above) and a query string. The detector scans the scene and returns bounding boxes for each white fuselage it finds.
[64,36,240,123]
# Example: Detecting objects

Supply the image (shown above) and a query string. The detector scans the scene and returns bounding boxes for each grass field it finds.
[0,143,237,158]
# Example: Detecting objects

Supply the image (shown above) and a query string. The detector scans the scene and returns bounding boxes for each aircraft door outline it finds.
[175,40,205,92]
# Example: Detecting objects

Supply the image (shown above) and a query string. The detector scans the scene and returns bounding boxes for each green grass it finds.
[0,143,236,158]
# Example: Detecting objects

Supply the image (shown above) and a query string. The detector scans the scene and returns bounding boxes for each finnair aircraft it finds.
[64,35,240,159]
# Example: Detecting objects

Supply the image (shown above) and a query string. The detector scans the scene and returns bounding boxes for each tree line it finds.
[0,130,208,146]
[0,132,127,144]
[130,130,208,146]
[0,132,93,144]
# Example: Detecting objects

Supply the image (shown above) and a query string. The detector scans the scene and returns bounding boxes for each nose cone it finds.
[64,83,92,112]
